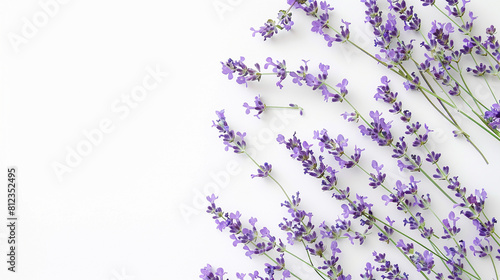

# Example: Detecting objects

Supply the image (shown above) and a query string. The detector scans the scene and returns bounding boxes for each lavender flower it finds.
[470,237,493,258]
[359,111,394,146]
[324,20,351,44]
[264,57,288,89]
[369,160,386,188]
[199,264,226,280]
[467,63,487,76]
[484,102,500,129]
[251,162,272,178]
[372,251,410,279]
[420,0,435,6]
[444,0,468,18]
[206,195,287,260]
[213,110,247,153]
[374,76,398,103]
[221,57,261,87]
[250,9,294,41]
[243,96,266,118]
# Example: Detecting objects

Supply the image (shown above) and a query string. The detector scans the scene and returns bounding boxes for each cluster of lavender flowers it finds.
[201,1,500,279]
[247,0,500,161]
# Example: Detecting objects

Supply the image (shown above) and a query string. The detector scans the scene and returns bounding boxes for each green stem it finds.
[243,151,293,203]
[491,254,499,280]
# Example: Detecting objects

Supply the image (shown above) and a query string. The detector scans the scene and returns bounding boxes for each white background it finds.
[1,0,500,279]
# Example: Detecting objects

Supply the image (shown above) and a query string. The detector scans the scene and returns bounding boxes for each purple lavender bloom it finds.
[460,11,477,33]
[403,72,420,90]
[369,160,386,188]
[389,101,403,114]
[487,25,497,35]
[445,0,467,17]
[425,151,441,164]
[359,111,393,146]
[325,19,351,44]
[199,264,226,280]
[221,57,262,87]
[467,63,487,76]
[361,0,383,28]
[372,252,410,280]
[341,194,374,221]
[288,103,304,115]
[400,110,411,123]
[382,177,420,210]
[411,124,432,147]
[213,110,247,153]
[290,60,309,86]
[251,162,272,178]
[264,57,288,89]
[470,237,493,257]
[336,78,349,98]
[379,217,395,243]
[396,239,415,255]
[420,0,435,6]
[250,9,294,40]
[278,10,294,31]
[206,196,285,261]
[486,64,500,76]
[397,154,422,172]
[321,167,339,191]
[313,129,346,155]
[312,13,330,35]
[484,102,500,129]
[278,133,328,178]
[473,217,497,237]
[335,146,363,169]
[304,63,334,101]
[447,82,461,96]
[411,250,435,274]
[460,38,476,55]
[425,21,454,51]
[360,262,375,280]
[433,166,449,180]
[374,76,398,104]
[243,95,266,118]
[460,188,488,220]
[388,1,421,31]
[251,19,279,41]
[442,211,461,239]
[376,40,414,68]
[291,61,347,103]
[306,240,326,257]
[403,212,425,230]
[406,122,421,135]
[341,111,360,122]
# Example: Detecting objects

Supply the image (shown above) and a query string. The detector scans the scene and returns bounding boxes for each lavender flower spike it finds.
[212,110,247,153]
[221,57,262,87]
[484,101,500,129]
[243,95,266,119]
[251,162,272,178]
[359,111,394,146]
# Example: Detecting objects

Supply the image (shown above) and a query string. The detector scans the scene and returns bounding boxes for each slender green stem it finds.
[469,53,499,103]
[301,242,327,280]
[284,248,329,278]
[244,151,293,203]
[491,254,499,280]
